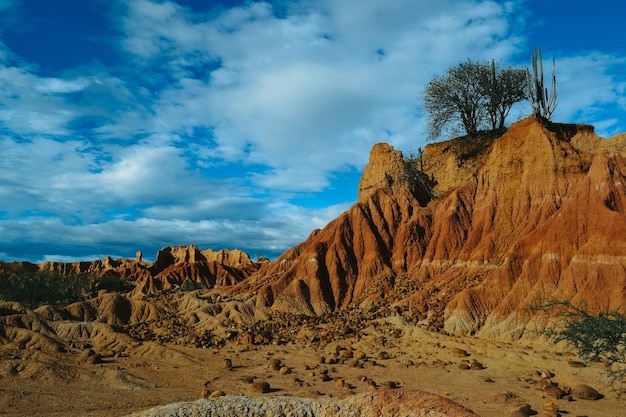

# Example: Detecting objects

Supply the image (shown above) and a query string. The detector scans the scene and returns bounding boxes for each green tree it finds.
[485,61,527,129]
[422,59,527,141]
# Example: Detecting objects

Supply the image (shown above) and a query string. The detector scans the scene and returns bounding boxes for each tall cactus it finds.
[526,47,557,121]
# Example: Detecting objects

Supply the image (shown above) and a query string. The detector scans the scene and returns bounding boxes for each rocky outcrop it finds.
[237,116,626,338]
[357,143,406,201]
[126,389,479,417]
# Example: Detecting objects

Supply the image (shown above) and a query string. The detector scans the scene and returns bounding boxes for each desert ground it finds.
[0,312,621,417]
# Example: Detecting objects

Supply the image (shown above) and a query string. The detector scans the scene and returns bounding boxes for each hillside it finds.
[223,116,626,339]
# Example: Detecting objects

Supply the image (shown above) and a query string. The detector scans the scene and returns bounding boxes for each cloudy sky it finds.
[0,0,624,263]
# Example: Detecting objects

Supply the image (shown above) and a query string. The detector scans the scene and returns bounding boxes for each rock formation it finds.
[233,116,626,338]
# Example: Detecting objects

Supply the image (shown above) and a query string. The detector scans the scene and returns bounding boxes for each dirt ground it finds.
[0,317,622,417]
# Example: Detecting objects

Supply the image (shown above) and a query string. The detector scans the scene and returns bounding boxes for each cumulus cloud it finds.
[0,0,625,262]
[549,52,626,136]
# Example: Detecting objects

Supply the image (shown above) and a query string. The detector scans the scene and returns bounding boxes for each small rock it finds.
[222,358,232,370]
[248,381,271,394]
[269,358,282,370]
[541,401,559,417]
[545,384,566,399]
[571,384,602,400]
[209,390,225,398]
[567,360,585,368]
[353,351,366,360]
[380,381,397,389]
[509,403,534,417]
[452,348,468,357]
[79,349,96,363]
[378,351,390,360]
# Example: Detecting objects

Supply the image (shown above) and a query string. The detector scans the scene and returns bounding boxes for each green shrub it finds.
[536,299,626,397]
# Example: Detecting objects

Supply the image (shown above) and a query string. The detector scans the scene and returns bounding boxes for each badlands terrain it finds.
[2,116,626,416]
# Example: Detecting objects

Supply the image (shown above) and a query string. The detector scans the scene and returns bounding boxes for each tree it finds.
[526,46,557,120]
[485,61,527,130]
[422,59,527,141]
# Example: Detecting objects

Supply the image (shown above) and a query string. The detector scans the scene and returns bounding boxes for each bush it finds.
[0,265,89,309]
[536,299,626,397]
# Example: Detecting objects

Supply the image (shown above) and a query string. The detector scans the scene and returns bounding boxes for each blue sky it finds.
[0,0,624,263]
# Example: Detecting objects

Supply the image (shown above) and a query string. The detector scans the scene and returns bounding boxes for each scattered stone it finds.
[567,360,585,368]
[222,358,232,370]
[458,363,470,370]
[269,358,282,371]
[469,360,484,370]
[509,403,534,417]
[541,401,560,417]
[571,384,602,400]
[380,380,398,389]
[494,391,523,405]
[452,348,468,357]
[279,366,291,375]
[378,351,390,360]
[544,384,566,399]
[209,390,225,398]
[79,349,96,363]
[353,350,366,360]
[538,378,554,389]
[248,381,271,394]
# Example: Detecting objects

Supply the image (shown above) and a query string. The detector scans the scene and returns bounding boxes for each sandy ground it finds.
[0,316,622,417]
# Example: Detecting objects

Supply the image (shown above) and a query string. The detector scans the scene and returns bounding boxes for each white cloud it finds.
[548,52,626,136]
[117,0,526,192]
[1,0,625,262]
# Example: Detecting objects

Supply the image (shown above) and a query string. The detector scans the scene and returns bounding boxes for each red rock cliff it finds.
[237,117,626,339]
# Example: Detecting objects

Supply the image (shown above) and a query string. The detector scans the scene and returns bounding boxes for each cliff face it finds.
[237,117,626,338]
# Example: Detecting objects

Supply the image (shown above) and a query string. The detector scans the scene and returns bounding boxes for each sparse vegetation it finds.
[421,59,527,141]
[526,46,557,121]
[534,298,626,397]
[0,264,88,309]
[92,274,135,293]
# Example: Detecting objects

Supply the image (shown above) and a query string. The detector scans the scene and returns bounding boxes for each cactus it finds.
[526,47,557,121]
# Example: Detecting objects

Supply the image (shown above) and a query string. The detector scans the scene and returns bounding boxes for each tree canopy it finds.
[421,59,527,141]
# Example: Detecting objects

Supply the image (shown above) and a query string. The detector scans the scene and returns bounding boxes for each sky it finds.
[0,0,625,263]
